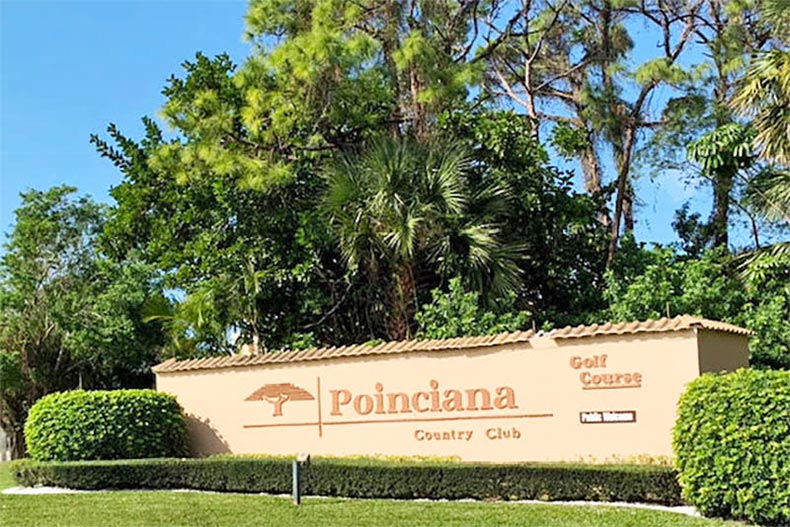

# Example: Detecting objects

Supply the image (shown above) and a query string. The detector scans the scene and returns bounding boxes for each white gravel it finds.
[507,500,700,517]
[4,486,90,495]
[2,486,700,517]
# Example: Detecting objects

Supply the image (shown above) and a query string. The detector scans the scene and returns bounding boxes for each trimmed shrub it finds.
[25,389,189,461]
[673,369,790,526]
[11,456,683,505]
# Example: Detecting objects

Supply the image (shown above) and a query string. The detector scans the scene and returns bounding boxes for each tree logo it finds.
[245,383,315,417]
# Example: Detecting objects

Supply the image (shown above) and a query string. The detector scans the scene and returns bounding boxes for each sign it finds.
[242,378,551,443]
[155,320,750,462]
[579,410,637,424]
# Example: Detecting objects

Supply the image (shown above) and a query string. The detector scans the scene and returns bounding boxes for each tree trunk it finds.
[606,127,637,267]
[711,170,733,249]
[578,140,612,227]
[579,142,602,194]
[9,426,25,459]
[387,261,416,340]
[381,0,404,137]
[268,394,289,417]
[710,79,733,250]
[409,67,429,141]
[623,182,635,233]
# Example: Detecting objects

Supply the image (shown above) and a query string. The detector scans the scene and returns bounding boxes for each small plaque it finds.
[580,410,636,424]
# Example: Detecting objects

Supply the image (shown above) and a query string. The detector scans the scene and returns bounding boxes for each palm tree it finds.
[323,135,521,340]
[687,123,757,249]
[729,0,790,266]
[732,49,790,167]
[143,259,268,356]
[732,0,790,161]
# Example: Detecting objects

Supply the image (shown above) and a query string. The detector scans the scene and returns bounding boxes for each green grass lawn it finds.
[0,462,14,491]
[0,462,745,527]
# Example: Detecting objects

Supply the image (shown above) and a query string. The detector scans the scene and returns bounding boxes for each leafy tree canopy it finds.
[0,187,167,457]
[416,278,530,339]
[603,238,790,369]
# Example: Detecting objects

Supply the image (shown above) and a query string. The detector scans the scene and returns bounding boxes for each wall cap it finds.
[153,315,751,374]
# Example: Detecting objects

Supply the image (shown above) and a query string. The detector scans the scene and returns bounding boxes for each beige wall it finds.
[156,330,747,463]
[697,330,749,373]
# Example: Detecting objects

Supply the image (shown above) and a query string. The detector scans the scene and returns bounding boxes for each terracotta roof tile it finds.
[548,315,751,339]
[152,315,750,374]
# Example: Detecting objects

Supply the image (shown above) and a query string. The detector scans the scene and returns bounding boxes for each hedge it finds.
[11,456,683,505]
[25,390,189,461]
[674,369,790,526]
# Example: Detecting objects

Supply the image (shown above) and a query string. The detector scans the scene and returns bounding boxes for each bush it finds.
[415,278,530,339]
[673,369,790,525]
[10,456,682,505]
[24,389,188,461]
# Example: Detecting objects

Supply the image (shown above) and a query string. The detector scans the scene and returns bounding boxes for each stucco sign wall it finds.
[154,316,750,463]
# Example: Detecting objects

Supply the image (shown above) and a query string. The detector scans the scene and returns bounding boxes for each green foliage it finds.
[103,65,614,349]
[672,205,716,258]
[71,260,169,387]
[24,390,188,461]
[736,250,790,369]
[743,168,790,224]
[673,369,790,525]
[93,114,329,353]
[149,0,481,194]
[687,123,755,175]
[633,2,770,251]
[416,278,530,339]
[243,0,392,154]
[604,241,790,369]
[0,187,167,458]
[634,58,690,87]
[0,188,165,387]
[84,1,790,362]
[12,456,682,505]
[440,109,609,326]
[93,31,481,349]
[685,123,758,247]
[733,49,790,166]
[550,123,590,160]
[323,134,521,339]
[740,295,790,369]
[604,246,745,323]
[645,94,711,171]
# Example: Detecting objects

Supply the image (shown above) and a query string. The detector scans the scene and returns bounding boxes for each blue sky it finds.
[1,0,250,239]
[0,0,728,249]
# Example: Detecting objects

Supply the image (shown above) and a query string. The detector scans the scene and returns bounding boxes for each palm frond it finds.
[744,168,790,224]
[469,181,512,218]
[736,242,790,281]
[762,0,790,39]
[423,142,470,216]
[382,206,423,260]
[732,50,790,166]
[322,132,522,316]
